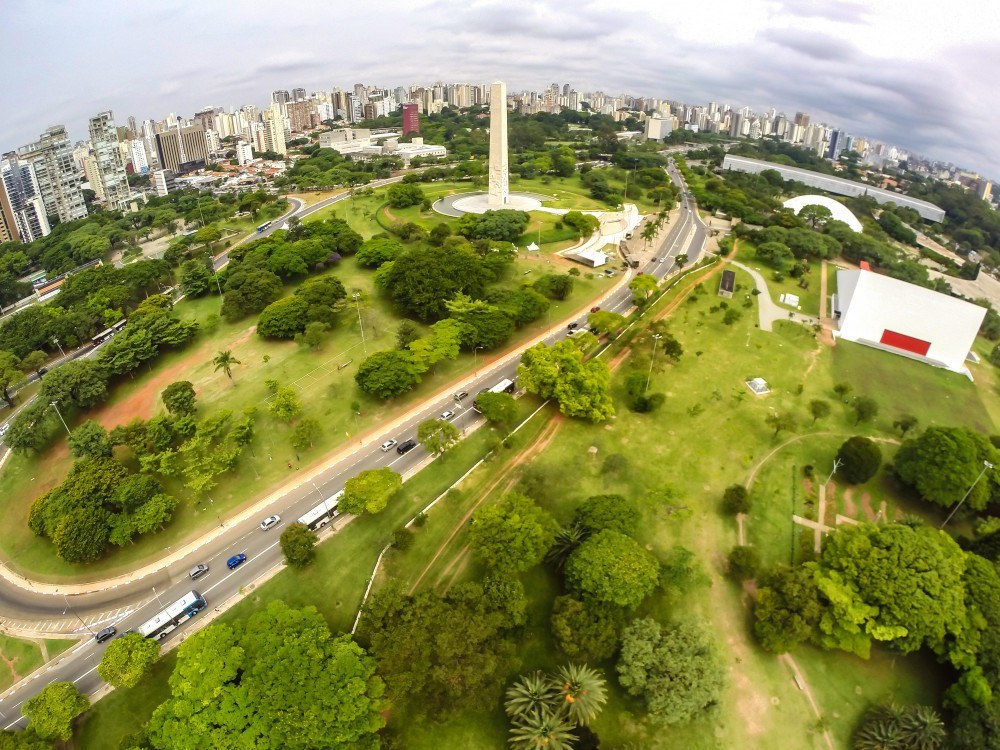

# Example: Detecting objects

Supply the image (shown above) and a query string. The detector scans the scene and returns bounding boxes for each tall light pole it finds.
[311,480,329,518]
[53,338,65,357]
[353,292,367,355]
[49,401,70,435]
[151,585,165,608]
[62,595,95,636]
[473,345,484,373]
[941,460,993,529]
[644,334,662,392]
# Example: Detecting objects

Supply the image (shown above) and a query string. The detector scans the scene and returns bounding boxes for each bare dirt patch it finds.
[842,488,857,517]
[89,326,256,430]
[859,492,876,521]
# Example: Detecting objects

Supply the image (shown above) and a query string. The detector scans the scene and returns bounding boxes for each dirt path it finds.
[408,415,565,594]
[818,261,828,320]
[744,432,839,490]
[780,654,836,750]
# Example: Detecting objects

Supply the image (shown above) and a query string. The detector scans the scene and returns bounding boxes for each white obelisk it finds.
[487,81,509,207]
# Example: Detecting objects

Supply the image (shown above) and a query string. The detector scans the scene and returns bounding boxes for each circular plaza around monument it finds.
[434,190,550,217]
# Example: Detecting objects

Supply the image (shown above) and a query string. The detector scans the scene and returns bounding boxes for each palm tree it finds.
[853,704,906,750]
[897,704,945,750]
[640,221,657,248]
[554,664,607,726]
[509,708,576,750]
[213,350,241,381]
[505,671,559,719]
[544,524,588,569]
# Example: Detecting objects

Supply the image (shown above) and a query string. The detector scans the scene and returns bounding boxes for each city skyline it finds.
[2,0,998,179]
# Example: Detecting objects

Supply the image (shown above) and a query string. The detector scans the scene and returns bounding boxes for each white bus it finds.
[473,378,516,412]
[296,490,344,531]
[137,591,207,640]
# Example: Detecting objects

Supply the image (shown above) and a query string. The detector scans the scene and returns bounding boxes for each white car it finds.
[0,423,8,438]
[440,410,455,421]
[259,515,281,531]
[380,439,397,452]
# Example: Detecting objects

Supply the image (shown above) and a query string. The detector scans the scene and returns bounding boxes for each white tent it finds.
[526,242,539,252]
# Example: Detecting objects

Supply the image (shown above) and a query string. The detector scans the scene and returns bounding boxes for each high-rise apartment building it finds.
[286,100,315,133]
[272,90,290,105]
[0,152,50,243]
[292,87,307,102]
[19,125,87,225]
[263,104,287,156]
[402,103,420,135]
[154,124,208,173]
[87,111,131,211]
[129,140,149,173]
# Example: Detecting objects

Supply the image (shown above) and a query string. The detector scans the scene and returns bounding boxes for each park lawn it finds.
[0,635,76,693]
[832,339,993,432]
[69,654,176,750]
[67,422,510,750]
[0,239,614,580]
[67,260,956,748]
[741,240,822,316]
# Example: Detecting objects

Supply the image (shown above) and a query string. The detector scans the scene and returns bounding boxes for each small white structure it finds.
[779,292,801,308]
[833,268,987,375]
[746,378,770,395]
[526,242,539,252]
[565,246,609,268]
[783,195,863,233]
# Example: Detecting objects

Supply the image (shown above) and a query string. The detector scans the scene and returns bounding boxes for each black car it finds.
[95,626,117,644]
[396,439,417,455]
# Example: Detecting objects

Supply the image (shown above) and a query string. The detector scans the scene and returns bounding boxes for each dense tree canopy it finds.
[835,436,882,484]
[894,426,999,510]
[617,618,725,725]
[518,338,614,422]
[97,633,160,688]
[341,468,402,515]
[469,492,560,572]
[22,681,89,741]
[148,601,386,750]
[565,530,660,610]
[354,350,422,399]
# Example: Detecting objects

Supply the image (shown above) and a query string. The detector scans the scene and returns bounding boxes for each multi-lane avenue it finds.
[0,162,709,728]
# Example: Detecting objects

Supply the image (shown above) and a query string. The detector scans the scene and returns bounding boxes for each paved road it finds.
[0,168,704,729]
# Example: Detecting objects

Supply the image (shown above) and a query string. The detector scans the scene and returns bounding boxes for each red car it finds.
[590,306,601,313]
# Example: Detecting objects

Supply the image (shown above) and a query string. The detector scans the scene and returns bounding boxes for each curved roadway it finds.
[0,161,707,728]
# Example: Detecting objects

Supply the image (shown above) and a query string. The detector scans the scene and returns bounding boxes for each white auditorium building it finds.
[833,268,986,375]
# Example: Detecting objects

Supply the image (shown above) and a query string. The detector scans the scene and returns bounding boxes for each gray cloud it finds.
[0,0,996,179]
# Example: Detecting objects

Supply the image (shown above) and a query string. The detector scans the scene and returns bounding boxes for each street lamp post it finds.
[49,402,71,435]
[151,585,165,608]
[213,269,224,297]
[62,595,95,636]
[53,338,65,357]
[644,334,662,392]
[941,460,994,529]
[311,480,329,518]
[353,293,367,355]
[473,345,484,373]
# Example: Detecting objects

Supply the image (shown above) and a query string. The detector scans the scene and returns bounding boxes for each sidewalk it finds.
[730,260,819,332]
[0,269,636,597]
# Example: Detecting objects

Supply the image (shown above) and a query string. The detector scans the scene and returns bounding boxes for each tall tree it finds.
[212,349,241,381]
[161,380,197,416]
[67,420,113,459]
[21,681,89,741]
[97,633,160,688]
[148,601,386,750]
[616,618,725,725]
[469,492,559,573]
[416,418,460,455]
[341,468,402,515]
[565,530,660,610]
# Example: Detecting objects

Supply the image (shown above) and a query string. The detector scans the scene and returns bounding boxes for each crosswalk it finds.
[0,604,139,637]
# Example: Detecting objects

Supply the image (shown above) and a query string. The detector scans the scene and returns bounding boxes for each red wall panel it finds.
[880,329,931,356]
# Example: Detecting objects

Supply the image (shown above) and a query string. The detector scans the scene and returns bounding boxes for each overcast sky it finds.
[4,0,999,178]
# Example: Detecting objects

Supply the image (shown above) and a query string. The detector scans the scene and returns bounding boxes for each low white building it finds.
[833,268,986,374]
[783,195,863,232]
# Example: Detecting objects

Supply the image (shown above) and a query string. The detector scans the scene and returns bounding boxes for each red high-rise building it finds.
[402,103,420,136]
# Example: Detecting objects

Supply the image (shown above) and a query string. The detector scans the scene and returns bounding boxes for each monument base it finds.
[435,191,546,217]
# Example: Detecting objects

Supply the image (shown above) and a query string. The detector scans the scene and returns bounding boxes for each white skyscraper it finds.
[19,125,87,223]
[487,81,509,208]
[88,111,131,211]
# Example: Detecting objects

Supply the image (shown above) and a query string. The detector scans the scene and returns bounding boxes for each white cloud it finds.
[0,0,996,176]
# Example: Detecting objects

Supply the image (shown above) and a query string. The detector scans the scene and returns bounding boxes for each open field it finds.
[64,253,973,747]
[0,216,618,580]
[0,635,75,693]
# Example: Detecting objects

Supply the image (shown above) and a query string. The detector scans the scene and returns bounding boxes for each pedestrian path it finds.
[730,260,819,332]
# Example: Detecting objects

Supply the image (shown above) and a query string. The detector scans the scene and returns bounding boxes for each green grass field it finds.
[0,219,618,580]
[65,255,973,748]
[0,635,76,693]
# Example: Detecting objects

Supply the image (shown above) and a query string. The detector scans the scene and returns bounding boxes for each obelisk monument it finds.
[487,81,509,207]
